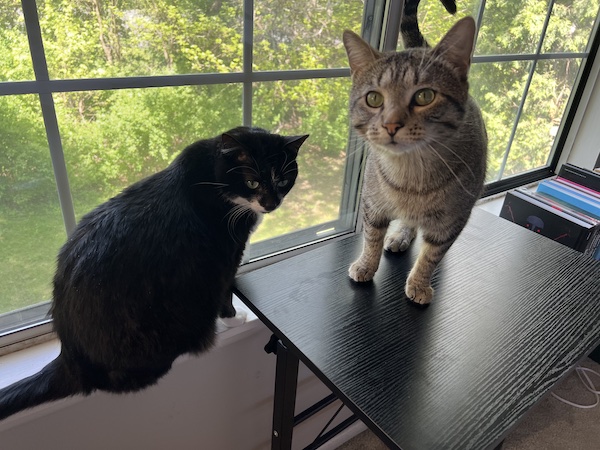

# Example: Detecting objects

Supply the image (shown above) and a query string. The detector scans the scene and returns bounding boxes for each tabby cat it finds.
[343,0,487,304]
[0,126,308,420]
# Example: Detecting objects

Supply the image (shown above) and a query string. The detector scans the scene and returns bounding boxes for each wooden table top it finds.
[234,208,600,450]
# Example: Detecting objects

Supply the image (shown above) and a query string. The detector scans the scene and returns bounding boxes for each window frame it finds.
[1,0,599,351]
[469,0,600,196]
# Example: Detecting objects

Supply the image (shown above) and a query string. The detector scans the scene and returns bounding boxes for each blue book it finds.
[537,179,600,217]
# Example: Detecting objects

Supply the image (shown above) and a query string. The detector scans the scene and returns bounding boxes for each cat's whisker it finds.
[227,165,258,175]
[250,155,261,173]
[415,48,429,74]
[282,168,298,176]
[225,204,252,242]
[281,158,298,173]
[415,147,426,193]
[427,144,476,198]
[193,182,229,188]
[343,138,369,160]
[280,153,289,173]
[429,138,476,178]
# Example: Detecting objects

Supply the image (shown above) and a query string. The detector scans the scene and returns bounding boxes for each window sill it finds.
[0,295,259,391]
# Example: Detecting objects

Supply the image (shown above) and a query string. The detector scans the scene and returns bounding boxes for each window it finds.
[1,0,599,349]
[398,0,600,194]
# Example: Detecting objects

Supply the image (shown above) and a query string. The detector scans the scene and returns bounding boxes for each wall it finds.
[0,319,355,450]
[562,48,600,170]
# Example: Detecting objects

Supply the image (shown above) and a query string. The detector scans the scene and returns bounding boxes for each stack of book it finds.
[499,164,600,260]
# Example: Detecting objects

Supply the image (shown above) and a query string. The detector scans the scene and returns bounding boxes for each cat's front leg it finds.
[349,218,388,282]
[405,232,457,304]
[384,220,416,252]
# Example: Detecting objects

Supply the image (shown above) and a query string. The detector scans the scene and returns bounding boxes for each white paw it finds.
[219,310,248,328]
[349,260,377,282]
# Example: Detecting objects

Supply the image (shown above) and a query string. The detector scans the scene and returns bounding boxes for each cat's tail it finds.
[401,0,457,48]
[0,352,88,421]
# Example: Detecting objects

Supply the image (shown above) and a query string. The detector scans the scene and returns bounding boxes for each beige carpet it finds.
[338,358,600,450]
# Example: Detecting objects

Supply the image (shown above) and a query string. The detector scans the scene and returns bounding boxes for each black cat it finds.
[0,126,308,420]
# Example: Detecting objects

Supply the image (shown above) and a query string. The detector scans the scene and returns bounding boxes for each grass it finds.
[0,143,346,316]
[0,206,66,315]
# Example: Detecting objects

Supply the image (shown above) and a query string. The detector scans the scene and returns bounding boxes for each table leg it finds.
[269,338,300,450]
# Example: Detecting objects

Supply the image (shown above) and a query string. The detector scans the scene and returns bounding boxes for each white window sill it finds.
[0,295,258,391]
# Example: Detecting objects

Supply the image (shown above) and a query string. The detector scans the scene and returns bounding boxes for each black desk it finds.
[233,208,600,450]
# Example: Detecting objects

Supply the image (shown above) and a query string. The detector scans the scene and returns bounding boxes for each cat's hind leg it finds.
[218,292,247,327]
[384,220,416,253]
[219,311,247,328]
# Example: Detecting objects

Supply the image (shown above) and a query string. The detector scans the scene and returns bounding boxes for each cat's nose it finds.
[261,199,279,213]
[383,122,403,136]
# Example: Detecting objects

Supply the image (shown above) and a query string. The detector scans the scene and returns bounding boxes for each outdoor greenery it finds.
[1,0,599,315]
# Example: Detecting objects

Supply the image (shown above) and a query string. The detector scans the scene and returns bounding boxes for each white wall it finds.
[0,319,355,450]
[561,49,600,170]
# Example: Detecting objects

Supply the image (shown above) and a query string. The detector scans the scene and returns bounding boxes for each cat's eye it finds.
[246,180,260,189]
[277,180,289,187]
[366,91,384,108]
[414,89,435,106]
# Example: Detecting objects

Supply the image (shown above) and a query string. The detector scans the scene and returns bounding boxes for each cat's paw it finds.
[219,310,248,328]
[405,280,434,305]
[384,227,415,253]
[349,260,377,282]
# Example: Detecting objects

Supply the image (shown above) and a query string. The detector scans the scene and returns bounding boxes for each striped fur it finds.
[343,3,487,304]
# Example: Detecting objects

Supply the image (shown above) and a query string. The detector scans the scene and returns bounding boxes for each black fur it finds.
[0,126,308,420]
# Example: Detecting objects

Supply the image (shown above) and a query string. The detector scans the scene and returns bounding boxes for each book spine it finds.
[524,187,595,227]
[518,188,600,225]
[537,181,600,217]
[501,190,592,252]
[558,163,600,192]
[555,177,600,200]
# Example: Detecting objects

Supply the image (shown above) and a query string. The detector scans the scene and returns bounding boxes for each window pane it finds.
[543,0,600,53]
[251,77,352,243]
[0,0,34,81]
[504,58,582,177]
[253,0,363,71]
[0,95,63,315]
[476,0,550,56]
[39,0,244,79]
[54,85,243,214]
[460,61,530,181]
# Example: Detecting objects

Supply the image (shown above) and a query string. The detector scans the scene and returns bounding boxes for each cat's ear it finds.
[221,132,253,163]
[433,16,476,77]
[221,133,243,153]
[343,30,382,75]
[283,134,309,156]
